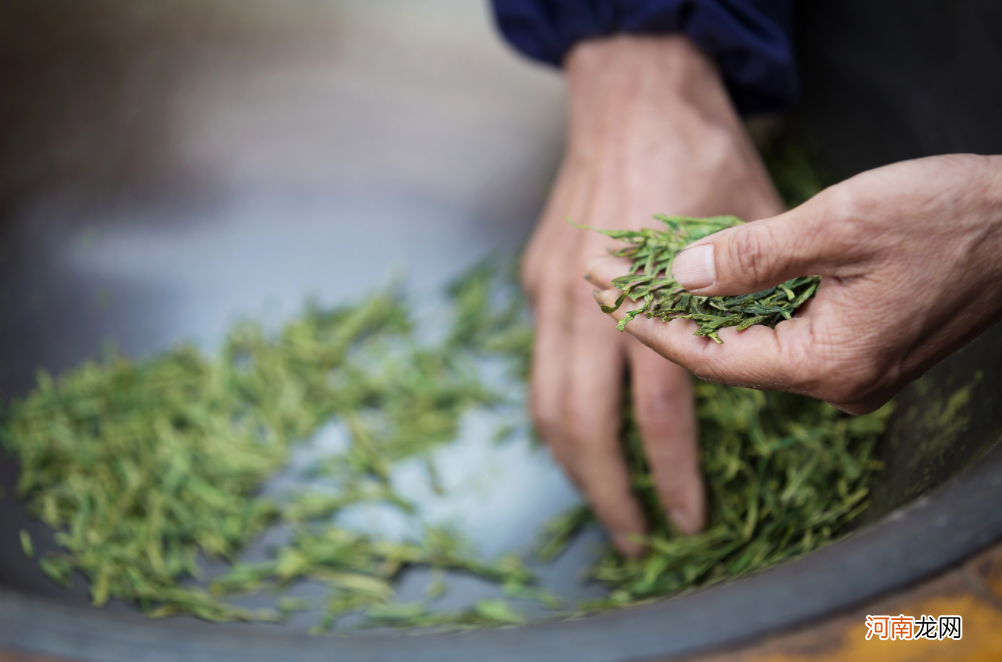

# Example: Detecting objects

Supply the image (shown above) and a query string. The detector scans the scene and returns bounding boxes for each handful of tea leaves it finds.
[587,215,820,343]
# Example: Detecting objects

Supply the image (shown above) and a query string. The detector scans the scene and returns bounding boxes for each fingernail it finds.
[612,531,646,558]
[585,254,605,272]
[594,288,620,308]
[584,256,611,283]
[672,245,715,290]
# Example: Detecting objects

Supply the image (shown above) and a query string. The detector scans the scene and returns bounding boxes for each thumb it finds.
[671,208,841,296]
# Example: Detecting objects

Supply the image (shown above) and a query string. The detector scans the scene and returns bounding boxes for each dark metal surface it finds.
[1,0,1001,660]
[792,0,1002,177]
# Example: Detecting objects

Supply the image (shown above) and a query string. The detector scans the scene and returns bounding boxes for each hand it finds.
[522,35,784,555]
[589,155,1002,414]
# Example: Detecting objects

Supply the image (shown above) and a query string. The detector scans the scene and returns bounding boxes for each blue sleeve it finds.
[491,0,797,115]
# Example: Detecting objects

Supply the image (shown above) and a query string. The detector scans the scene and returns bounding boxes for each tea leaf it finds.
[19,529,33,558]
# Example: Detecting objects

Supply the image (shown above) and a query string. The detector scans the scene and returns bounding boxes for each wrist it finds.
[564,35,742,138]
[566,35,717,97]
[561,36,751,172]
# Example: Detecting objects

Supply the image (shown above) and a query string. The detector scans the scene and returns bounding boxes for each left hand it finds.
[588,154,1002,414]
[522,35,785,555]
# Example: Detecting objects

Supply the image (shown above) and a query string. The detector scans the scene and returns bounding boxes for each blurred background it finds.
[2,1,1002,660]
[0,0,565,390]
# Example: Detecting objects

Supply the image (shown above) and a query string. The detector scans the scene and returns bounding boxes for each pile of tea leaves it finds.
[588,215,820,343]
[2,271,546,631]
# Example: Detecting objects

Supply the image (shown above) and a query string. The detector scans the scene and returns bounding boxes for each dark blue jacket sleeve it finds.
[491,0,796,115]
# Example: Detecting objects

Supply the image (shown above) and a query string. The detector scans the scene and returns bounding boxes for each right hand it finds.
[522,35,785,555]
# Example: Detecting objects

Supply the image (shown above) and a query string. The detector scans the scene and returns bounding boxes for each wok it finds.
[1,1,1000,659]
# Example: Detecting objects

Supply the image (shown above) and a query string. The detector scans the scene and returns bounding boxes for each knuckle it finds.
[632,381,686,423]
[519,231,557,295]
[560,407,594,449]
[633,395,666,424]
[818,183,869,241]
[558,393,613,452]
[521,278,539,303]
[530,400,561,442]
[728,225,776,286]
[519,255,542,296]
[822,183,859,222]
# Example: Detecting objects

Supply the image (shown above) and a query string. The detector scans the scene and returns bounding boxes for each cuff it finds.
[491,0,798,115]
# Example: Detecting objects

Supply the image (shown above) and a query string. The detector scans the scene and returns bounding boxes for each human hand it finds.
[589,155,1002,415]
[523,35,784,555]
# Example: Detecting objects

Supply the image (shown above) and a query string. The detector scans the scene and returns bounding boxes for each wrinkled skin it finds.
[522,35,783,555]
[590,154,1002,415]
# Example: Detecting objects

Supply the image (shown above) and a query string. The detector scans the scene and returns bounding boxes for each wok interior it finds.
[0,0,999,639]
